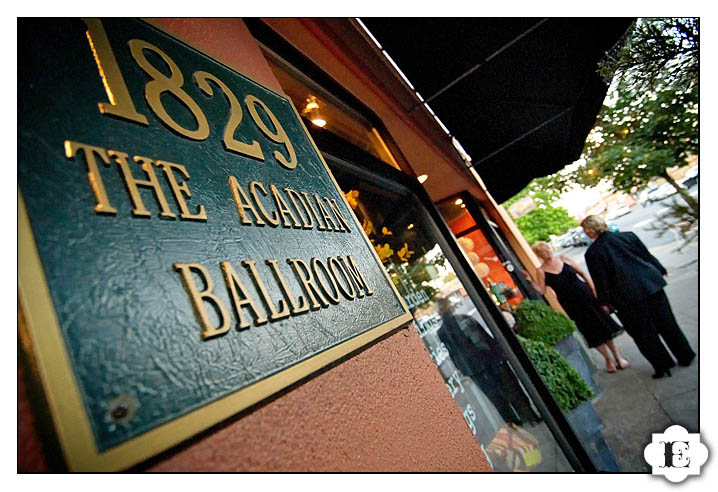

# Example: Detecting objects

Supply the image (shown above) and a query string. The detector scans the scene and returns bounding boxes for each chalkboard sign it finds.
[18,18,410,471]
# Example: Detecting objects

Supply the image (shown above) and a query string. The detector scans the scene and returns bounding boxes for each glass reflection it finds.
[329,163,572,472]
[264,53,401,169]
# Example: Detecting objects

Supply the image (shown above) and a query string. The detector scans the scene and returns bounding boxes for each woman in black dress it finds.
[522,241,629,373]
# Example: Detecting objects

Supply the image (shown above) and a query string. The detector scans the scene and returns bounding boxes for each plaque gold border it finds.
[18,18,412,472]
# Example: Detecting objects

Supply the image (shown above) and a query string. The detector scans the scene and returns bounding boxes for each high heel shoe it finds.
[652,368,672,379]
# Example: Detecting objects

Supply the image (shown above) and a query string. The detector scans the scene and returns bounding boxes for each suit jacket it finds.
[437,314,499,378]
[584,231,667,308]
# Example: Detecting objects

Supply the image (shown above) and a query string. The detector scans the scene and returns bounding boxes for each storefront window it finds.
[438,197,620,472]
[264,52,401,169]
[328,159,573,472]
[437,198,532,312]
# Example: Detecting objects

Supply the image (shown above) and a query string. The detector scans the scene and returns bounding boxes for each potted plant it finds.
[514,299,598,392]
[514,300,620,472]
[517,336,594,411]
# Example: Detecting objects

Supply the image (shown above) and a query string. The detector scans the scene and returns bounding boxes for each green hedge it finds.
[518,336,595,411]
[515,299,576,346]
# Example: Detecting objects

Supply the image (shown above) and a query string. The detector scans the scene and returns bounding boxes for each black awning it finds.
[359,18,634,203]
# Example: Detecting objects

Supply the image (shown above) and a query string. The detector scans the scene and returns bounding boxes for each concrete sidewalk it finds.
[582,240,699,472]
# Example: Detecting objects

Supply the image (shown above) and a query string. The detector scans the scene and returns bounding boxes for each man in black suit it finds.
[580,215,695,378]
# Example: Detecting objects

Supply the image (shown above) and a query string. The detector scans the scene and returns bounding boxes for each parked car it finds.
[572,229,592,247]
[564,227,591,247]
[645,186,662,204]
[679,175,698,189]
[656,182,678,200]
[607,205,632,219]
[559,234,575,248]
[566,221,619,247]
[646,183,677,203]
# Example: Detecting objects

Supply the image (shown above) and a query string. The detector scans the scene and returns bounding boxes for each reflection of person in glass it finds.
[436,297,539,425]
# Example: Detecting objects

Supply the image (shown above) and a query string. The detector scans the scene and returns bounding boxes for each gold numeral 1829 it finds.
[129,38,210,141]
[84,18,149,125]
[82,18,298,169]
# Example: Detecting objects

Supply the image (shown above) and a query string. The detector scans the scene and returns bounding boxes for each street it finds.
[559,183,698,267]
[555,186,699,472]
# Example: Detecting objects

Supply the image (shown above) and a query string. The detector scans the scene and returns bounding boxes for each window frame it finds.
[245,18,414,175]
[246,18,598,472]
[436,191,542,301]
[319,135,597,472]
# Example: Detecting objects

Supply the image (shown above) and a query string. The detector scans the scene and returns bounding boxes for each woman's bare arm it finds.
[522,267,547,295]
[562,255,598,298]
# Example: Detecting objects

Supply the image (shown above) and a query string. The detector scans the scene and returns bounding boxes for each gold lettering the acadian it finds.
[270,185,302,229]
[65,140,206,220]
[325,197,352,232]
[314,194,338,231]
[249,181,280,226]
[284,188,314,229]
[175,255,373,339]
[301,191,327,231]
[158,160,207,221]
[64,141,117,214]
[110,151,176,219]
[227,177,352,235]
[228,176,265,226]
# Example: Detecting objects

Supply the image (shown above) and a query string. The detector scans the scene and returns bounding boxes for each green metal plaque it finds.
[18,18,410,471]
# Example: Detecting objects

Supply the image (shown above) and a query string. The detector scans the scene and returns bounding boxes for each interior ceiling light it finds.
[417,174,428,184]
[454,198,463,205]
[302,95,326,128]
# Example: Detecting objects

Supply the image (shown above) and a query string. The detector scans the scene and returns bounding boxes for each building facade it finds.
[18,18,628,472]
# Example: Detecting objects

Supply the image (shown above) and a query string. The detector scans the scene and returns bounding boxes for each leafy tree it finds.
[504,175,562,207]
[571,18,698,214]
[578,84,698,212]
[515,207,578,244]
[502,20,698,247]
[598,18,698,93]
[504,177,578,244]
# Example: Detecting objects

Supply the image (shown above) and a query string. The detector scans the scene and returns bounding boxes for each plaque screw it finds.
[111,405,128,420]
[106,395,138,424]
